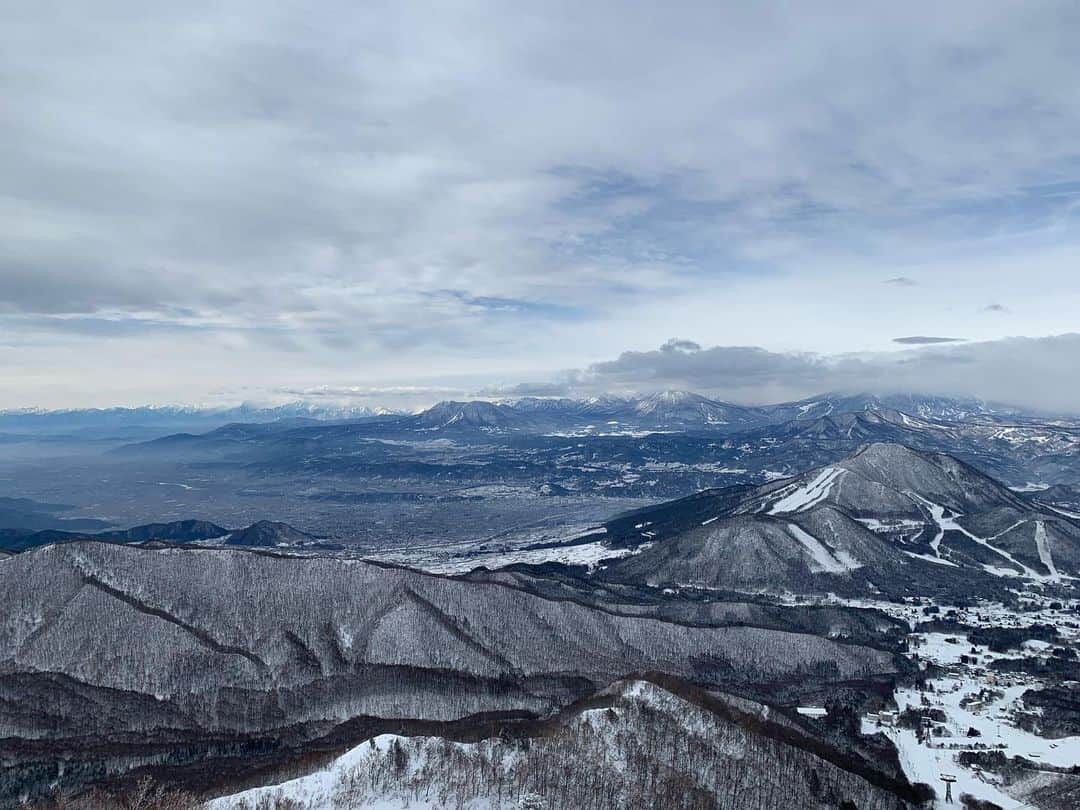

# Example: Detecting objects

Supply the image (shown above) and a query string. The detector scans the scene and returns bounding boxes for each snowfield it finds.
[766,467,843,514]
[366,524,641,573]
[419,537,645,574]
[787,523,862,573]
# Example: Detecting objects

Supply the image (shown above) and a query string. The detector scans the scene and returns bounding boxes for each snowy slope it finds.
[604,443,1080,598]
[209,678,917,810]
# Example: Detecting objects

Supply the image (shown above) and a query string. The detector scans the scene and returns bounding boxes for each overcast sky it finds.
[3,2,1080,409]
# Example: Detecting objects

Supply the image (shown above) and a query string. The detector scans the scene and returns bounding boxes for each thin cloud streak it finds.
[891,336,966,345]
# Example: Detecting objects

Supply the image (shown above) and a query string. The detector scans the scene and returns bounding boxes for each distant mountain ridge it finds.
[0,518,319,553]
[115,391,1080,492]
[759,392,1008,423]
[116,390,1038,447]
[492,390,1019,431]
[8,390,1031,438]
[0,497,111,534]
[0,401,394,439]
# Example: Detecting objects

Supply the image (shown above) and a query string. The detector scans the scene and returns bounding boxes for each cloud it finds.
[892,336,966,345]
[984,303,1010,313]
[479,381,576,399]
[2,2,1080,406]
[659,338,702,354]
[272,384,469,411]
[550,334,1080,414]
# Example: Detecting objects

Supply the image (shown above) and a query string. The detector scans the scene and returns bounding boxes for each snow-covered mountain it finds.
[763,392,1008,423]
[457,391,760,431]
[501,394,629,419]
[4,440,1077,805]
[604,443,1080,598]
[629,390,761,427]
[415,390,1044,435]
[4,392,1051,445]
[0,541,900,804]
[346,391,765,434]
[209,678,920,810]
[414,399,523,430]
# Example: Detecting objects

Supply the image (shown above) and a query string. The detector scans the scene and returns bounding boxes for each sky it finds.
[2,1,1080,410]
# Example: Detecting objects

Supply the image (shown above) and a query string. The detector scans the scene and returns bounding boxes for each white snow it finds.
[767,467,843,514]
[786,524,860,573]
[880,671,1080,807]
[207,733,448,810]
[1045,503,1080,520]
[856,517,926,533]
[420,538,644,574]
[157,481,196,490]
[1032,521,1060,580]
[907,494,1045,579]
[906,495,948,557]
[902,550,959,567]
[1009,483,1050,493]
[208,680,727,809]
[858,611,1080,810]
[868,720,1017,810]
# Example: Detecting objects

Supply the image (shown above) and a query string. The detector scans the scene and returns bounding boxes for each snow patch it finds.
[767,467,843,514]
[908,494,1045,579]
[786,524,860,574]
[1033,521,1059,580]
[902,550,959,568]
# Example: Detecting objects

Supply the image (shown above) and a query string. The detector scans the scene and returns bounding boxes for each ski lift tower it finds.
[940,774,957,803]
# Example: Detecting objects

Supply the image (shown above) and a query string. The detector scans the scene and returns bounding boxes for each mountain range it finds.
[0,401,391,441]
[0,519,319,554]
[410,391,1016,434]
[3,391,1030,440]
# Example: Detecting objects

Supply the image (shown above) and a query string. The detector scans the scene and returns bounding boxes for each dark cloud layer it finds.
[558,334,1080,414]
[892,336,966,345]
